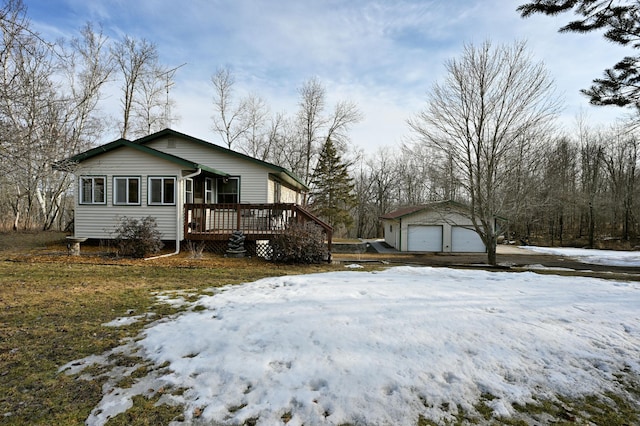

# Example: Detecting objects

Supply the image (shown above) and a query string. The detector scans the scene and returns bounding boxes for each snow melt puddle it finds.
[61,267,640,426]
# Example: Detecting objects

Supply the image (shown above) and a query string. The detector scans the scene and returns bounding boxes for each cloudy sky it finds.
[24,0,632,152]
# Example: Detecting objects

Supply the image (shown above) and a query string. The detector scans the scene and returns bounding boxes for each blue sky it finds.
[24,0,631,152]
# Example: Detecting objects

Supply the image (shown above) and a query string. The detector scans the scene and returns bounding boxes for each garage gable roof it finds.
[380,200,470,220]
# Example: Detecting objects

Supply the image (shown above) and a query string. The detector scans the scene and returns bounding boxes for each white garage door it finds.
[451,226,486,252]
[407,225,442,252]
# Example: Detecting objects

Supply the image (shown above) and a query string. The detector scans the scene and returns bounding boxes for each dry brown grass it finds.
[1,231,638,425]
[0,231,339,425]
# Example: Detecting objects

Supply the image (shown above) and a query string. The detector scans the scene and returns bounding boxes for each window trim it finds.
[148,176,177,206]
[113,176,141,206]
[79,176,106,205]
[185,178,194,204]
[205,177,214,204]
[274,180,282,203]
[216,176,240,204]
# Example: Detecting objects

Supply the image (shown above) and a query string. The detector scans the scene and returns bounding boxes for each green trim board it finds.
[134,129,308,191]
[55,138,229,177]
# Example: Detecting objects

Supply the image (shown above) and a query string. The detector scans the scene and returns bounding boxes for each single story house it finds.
[380,201,486,253]
[56,128,332,255]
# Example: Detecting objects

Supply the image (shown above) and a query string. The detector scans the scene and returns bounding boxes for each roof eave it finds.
[55,138,230,177]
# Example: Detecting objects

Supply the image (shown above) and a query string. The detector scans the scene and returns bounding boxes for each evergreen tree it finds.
[518,0,640,110]
[309,137,356,232]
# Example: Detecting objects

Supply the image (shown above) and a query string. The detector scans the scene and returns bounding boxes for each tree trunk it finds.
[486,233,497,266]
[588,202,595,248]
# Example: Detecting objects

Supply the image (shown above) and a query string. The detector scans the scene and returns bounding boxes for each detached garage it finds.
[381,201,486,253]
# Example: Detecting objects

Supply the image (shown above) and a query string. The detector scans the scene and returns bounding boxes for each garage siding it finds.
[386,204,489,253]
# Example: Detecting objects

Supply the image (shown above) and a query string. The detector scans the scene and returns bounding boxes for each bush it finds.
[186,240,206,259]
[114,216,164,258]
[270,221,328,264]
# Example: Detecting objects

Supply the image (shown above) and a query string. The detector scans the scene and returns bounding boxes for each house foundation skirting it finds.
[184,239,271,258]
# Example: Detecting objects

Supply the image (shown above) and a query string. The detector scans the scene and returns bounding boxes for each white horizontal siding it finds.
[74,146,184,240]
[147,136,275,203]
[382,219,400,249]
[75,206,177,240]
[280,183,300,203]
[268,177,301,203]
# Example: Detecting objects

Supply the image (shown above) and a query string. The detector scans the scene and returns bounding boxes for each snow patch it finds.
[521,246,640,267]
[64,267,640,425]
[345,263,364,269]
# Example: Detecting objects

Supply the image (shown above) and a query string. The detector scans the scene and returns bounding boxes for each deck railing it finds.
[184,203,332,250]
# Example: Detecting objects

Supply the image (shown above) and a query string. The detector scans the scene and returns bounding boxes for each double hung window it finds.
[148,177,176,205]
[79,176,106,204]
[205,178,214,203]
[113,177,140,205]
[185,179,194,204]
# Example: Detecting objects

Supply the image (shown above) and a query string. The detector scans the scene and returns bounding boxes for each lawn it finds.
[0,232,336,425]
[1,232,638,425]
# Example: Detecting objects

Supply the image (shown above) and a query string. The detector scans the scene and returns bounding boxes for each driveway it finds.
[339,241,640,278]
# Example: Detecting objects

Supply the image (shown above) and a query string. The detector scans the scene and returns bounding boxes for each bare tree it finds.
[211,66,249,149]
[40,22,113,230]
[0,1,112,230]
[365,147,402,236]
[408,40,560,265]
[112,36,158,138]
[599,124,638,241]
[130,62,168,137]
[579,137,605,248]
[294,77,363,185]
[236,94,270,159]
[265,112,308,175]
[538,137,578,246]
[65,22,113,141]
[325,100,363,150]
[297,77,327,184]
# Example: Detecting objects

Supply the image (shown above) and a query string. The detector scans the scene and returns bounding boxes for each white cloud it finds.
[24,0,634,151]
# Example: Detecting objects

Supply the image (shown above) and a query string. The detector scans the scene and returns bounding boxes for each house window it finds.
[205,177,213,203]
[274,181,281,203]
[148,177,176,205]
[113,177,140,205]
[216,177,239,203]
[79,176,105,204]
[185,179,194,204]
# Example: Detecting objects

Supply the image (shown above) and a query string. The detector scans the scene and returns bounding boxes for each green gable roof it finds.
[55,138,228,177]
[134,129,308,191]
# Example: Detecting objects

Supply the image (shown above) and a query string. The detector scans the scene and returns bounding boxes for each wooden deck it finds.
[184,203,332,250]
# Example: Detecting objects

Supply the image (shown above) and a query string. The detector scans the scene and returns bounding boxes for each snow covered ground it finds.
[520,246,640,267]
[61,265,640,425]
